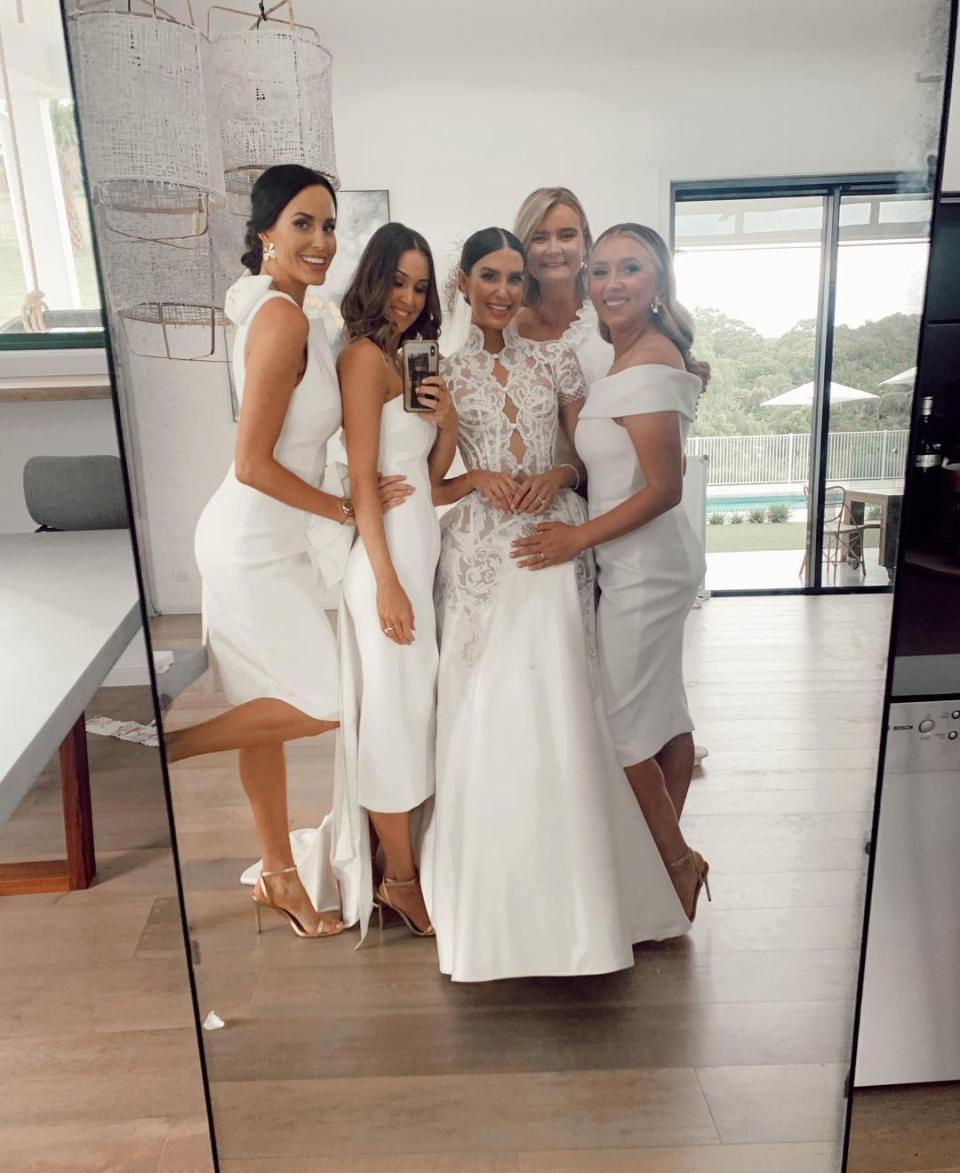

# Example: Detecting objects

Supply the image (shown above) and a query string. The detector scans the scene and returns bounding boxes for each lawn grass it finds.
[707,520,881,553]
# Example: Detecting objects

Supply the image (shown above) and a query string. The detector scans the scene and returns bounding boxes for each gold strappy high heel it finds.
[668,849,712,922]
[374,874,435,937]
[252,865,344,939]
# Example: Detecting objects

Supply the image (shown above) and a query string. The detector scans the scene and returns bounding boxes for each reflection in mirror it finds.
[0,3,211,1167]
[61,0,953,1169]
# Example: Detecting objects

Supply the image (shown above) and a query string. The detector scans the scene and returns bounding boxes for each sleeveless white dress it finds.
[194,274,342,719]
[243,392,442,933]
[420,325,690,983]
[576,365,706,765]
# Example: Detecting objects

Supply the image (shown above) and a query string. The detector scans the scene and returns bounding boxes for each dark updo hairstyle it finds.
[240,164,338,274]
[340,222,442,353]
[459,226,525,276]
[449,227,526,311]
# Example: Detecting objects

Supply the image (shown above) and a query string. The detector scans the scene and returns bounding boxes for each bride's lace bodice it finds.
[441,324,585,477]
[435,325,597,677]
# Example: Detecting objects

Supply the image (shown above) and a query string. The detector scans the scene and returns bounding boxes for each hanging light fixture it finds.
[207,2,338,196]
[66,6,224,236]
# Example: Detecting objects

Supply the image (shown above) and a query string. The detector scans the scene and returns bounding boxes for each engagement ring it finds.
[383,625,395,633]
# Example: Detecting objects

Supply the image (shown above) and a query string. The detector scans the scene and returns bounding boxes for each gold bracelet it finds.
[339,497,355,524]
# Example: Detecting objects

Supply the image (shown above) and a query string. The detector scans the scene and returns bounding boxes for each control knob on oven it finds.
[919,719,936,734]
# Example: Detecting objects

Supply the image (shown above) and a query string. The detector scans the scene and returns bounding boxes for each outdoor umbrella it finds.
[761,381,878,407]
[880,367,916,386]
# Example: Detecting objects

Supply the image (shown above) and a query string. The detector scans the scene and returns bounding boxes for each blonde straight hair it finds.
[513,186,593,306]
[592,222,710,388]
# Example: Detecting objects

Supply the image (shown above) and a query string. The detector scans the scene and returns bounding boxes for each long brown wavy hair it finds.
[592,222,710,387]
[340,222,441,353]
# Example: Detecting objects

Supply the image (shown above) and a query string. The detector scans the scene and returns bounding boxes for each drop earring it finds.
[651,295,662,316]
[263,240,277,262]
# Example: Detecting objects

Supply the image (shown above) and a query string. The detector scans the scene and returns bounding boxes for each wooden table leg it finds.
[882,497,902,580]
[0,714,95,896]
[846,499,865,565]
[60,712,96,890]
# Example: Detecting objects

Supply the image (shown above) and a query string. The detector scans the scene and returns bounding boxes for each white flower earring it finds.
[263,240,277,262]
[651,295,662,316]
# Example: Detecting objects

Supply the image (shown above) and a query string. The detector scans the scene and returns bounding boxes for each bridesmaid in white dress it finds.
[421,228,690,982]
[166,167,403,939]
[513,223,712,918]
[328,223,457,939]
[512,186,708,786]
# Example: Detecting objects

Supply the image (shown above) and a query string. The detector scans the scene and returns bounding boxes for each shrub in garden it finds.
[730,512,744,525]
[767,503,790,524]
[708,512,726,525]
[749,507,766,524]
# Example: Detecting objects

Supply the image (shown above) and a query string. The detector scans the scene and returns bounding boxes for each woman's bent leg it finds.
[165,698,336,762]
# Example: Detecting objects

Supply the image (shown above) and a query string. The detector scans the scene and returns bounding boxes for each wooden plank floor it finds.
[0,684,214,1173]
[158,594,888,1172]
[846,1083,960,1173]
[8,596,955,1171]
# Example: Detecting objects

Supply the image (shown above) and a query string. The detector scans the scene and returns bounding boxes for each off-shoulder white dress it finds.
[576,364,706,765]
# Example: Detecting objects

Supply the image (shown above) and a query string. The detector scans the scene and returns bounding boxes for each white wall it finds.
[94,0,954,611]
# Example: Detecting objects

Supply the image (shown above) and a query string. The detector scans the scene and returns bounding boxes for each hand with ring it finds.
[511,521,585,569]
[511,468,565,514]
[376,577,415,644]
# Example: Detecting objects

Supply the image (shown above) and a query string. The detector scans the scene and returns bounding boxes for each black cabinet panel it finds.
[924,200,960,323]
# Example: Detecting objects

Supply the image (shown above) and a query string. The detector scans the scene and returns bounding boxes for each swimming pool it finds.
[706,492,806,514]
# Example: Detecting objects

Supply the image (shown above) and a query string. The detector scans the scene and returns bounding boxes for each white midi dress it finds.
[576,364,706,765]
[244,394,441,934]
[194,274,343,720]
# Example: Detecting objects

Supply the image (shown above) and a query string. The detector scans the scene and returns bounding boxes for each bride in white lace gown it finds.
[420,228,689,982]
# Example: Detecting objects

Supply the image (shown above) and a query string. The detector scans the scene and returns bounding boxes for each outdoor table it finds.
[0,531,141,894]
[843,486,904,580]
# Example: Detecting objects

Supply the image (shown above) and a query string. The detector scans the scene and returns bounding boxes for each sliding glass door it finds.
[673,178,931,594]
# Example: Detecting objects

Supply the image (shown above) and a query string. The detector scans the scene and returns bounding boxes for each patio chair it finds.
[798,484,868,580]
[823,485,868,579]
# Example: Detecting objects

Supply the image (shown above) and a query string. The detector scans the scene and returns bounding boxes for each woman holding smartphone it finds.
[329,222,456,940]
[421,227,690,983]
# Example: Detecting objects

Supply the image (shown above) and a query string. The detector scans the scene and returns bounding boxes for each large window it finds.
[0,1,104,352]
[673,177,931,594]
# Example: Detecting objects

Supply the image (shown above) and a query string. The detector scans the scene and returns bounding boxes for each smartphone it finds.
[402,340,439,413]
